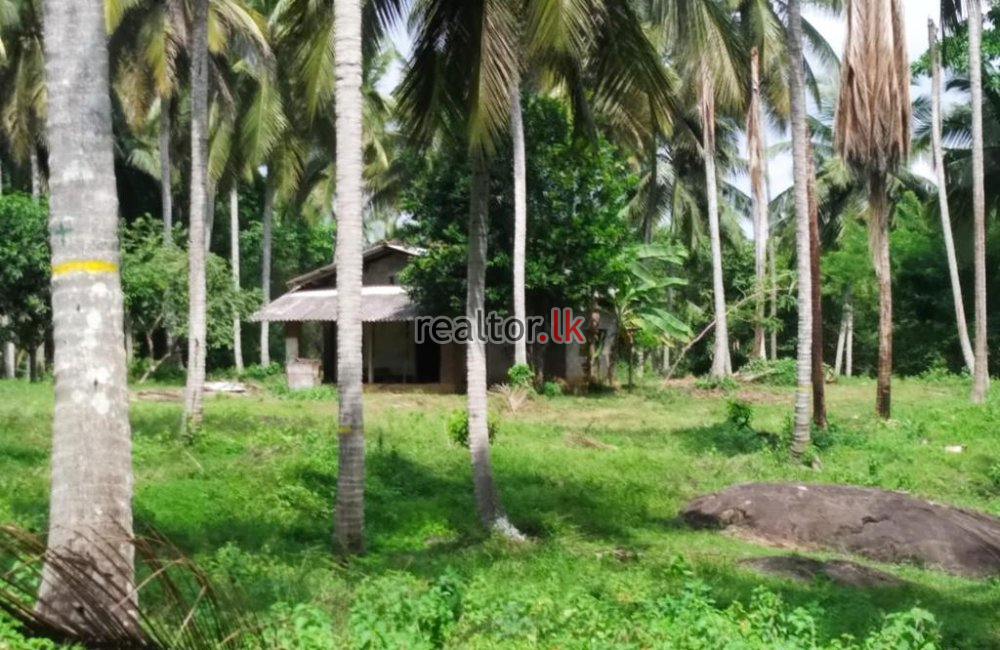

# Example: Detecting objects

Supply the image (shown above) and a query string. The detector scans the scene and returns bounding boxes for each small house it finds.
[251,241,616,391]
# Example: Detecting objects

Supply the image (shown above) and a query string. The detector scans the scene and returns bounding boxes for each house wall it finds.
[363,253,410,286]
[305,250,412,289]
[369,321,416,381]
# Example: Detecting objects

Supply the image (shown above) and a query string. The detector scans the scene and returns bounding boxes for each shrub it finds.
[240,363,284,381]
[258,603,337,650]
[0,613,65,649]
[348,571,463,650]
[506,363,534,388]
[448,410,498,447]
[725,398,754,430]
[739,358,798,386]
[987,463,1000,493]
[539,381,562,398]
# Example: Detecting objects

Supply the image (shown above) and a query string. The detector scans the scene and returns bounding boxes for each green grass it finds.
[1,376,998,648]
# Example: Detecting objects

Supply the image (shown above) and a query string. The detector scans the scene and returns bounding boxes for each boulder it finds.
[741,555,903,587]
[683,483,1000,578]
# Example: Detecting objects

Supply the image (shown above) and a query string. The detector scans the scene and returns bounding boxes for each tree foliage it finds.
[0,193,48,351]
[400,96,637,317]
[121,216,258,358]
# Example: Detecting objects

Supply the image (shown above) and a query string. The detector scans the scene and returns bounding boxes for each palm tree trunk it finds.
[788,0,813,456]
[510,85,528,367]
[929,20,975,375]
[870,174,892,419]
[645,108,659,246]
[30,149,40,202]
[35,0,136,636]
[2,339,13,378]
[834,294,847,376]
[968,0,989,403]
[183,0,210,432]
[468,155,520,539]
[260,176,275,366]
[807,141,826,429]
[333,0,366,555]
[35,342,46,381]
[701,68,731,378]
[768,232,778,360]
[160,93,173,246]
[204,183,216,254]
[230,187,243,373]
[845,294,854,377]
[160,93,176,356]
[748,47,768,360]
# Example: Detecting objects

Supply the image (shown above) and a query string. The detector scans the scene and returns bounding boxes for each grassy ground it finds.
[1,375,998,648]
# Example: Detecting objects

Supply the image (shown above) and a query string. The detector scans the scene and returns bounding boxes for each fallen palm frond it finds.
[489,383,531,413]
[0,525,264,649]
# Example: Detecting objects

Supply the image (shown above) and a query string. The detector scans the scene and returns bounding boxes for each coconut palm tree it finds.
[966,0,989,402]
[400,0,521,535]
[107,0,182,246]
[401,0,676,534]
[332,0,365,555]
[183,0,210,432]
[737,0,787,361]
[787,0,813,454]
[35,0,137,638]
[0,0,45,201]
[834,0,910,419]
[651,0,747,379]
[511,85,528,367]
[928,19,975,374]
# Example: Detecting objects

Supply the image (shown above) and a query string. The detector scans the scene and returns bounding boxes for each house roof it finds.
[250,286,421,323]
[285,240,426,291]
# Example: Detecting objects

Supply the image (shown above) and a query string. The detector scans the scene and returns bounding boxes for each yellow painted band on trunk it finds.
[338,425,353,434]
[52,260,119,276]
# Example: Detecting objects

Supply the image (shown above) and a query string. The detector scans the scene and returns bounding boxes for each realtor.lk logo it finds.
[415,308,586,345]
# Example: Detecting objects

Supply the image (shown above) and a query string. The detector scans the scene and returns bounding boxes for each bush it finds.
[240,363,284,381]
[739,358,798,386]
[257,603,337,650]
[506,363,534,388]
[725,398,754,430]
[539,381,562,398]
[348,571,463,650]
[0,613,66,649]
[448,409,499,447]
[360,569,943,649]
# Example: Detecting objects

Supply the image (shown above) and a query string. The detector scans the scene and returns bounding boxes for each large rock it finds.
[683,483,1000,578]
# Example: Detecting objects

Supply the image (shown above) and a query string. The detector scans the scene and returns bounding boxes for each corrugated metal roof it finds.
[250,286,421,323]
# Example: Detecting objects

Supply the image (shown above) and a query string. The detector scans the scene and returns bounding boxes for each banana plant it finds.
[605,242,692,387]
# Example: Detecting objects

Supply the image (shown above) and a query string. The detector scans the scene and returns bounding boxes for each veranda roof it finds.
[250,286,420,323]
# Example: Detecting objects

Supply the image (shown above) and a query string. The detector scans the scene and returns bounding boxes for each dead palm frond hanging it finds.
[833,0,909,176]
